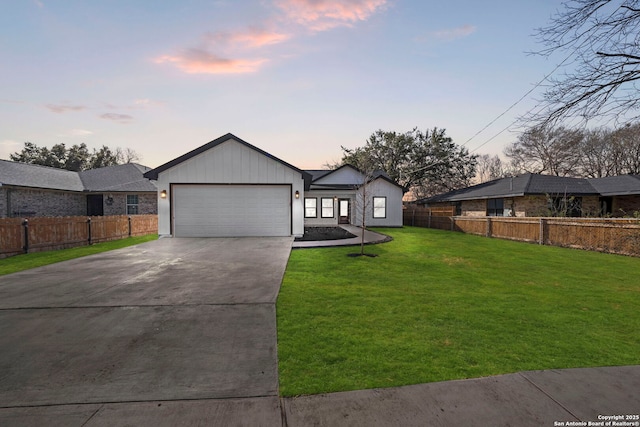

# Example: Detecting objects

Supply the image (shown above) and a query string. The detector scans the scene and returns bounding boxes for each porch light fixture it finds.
[160,190,167,199]
[295,190,300,199]
[334,196,338,201]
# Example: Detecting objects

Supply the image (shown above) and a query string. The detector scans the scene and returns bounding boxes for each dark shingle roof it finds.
[306,165,404,191]
[304,170,333,181]
[0,160,155,193]
[420,173,599,204]
[0,159,84,191]
[588,175,640,196]
[79,163,156,192]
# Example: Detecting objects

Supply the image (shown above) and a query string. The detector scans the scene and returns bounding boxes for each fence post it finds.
[412,209,415,227]
[87,217,92,245]
[486,217,492,237]
[428,210,432,229]
[539,218,545,245]
[22,219,29,254]
[128,216,132,237]
[450,216,454,231]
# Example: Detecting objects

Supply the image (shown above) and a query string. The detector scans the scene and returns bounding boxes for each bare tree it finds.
[577,127,618,177]
[611,122,640,174]
[504,126,583,176]
[475,154,508,183]
[530,0,640,126]
[353,166,377,256]
[116,147,141,164]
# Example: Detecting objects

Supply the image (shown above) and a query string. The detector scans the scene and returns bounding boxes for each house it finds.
[0,160,157,218]
[143,133,404,237]
[416,173,640,217]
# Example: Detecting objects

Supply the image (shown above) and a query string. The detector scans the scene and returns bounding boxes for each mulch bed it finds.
[294,227,357,241]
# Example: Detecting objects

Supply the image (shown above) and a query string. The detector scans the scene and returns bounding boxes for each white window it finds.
[127,194,139,215]
[305,198,317,218]
[373,196,386,218]
[321,198,334,218]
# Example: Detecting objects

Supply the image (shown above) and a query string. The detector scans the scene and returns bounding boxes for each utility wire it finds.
[462,55,570,150]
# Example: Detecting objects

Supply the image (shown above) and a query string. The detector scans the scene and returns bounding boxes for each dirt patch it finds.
[295,227,357,241]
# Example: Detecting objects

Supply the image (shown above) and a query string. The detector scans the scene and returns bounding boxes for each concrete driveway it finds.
[0,237,292,426]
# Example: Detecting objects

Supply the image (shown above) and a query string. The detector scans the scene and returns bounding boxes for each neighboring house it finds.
[143,133,405,238]
[0,160,157,218]
[416,173,640,217]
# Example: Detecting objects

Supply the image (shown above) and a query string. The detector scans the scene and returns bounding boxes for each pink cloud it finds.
[206,27,291,48]
[274,0,388,31]
[46,104,87,113]
[155,49,267,74]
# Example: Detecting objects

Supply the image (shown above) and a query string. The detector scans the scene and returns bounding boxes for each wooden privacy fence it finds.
[403,207,640,257]
[0,215,158,258]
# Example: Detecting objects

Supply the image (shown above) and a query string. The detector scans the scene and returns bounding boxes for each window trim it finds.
[372,196,387,219]
[321,197,334,218]
[126,194,139,215]
[304,197,317,218]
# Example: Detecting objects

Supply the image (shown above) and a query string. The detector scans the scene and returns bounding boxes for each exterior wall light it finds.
[295,190,300,199]
[160,190,167,199]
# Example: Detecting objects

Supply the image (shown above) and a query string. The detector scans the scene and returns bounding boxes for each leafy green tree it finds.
[89,145,120,169]
[9,142,140,171]
[65,143,91,171]
[340,128,477,198]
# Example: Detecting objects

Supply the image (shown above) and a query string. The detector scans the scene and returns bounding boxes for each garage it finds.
[173,184,291,237]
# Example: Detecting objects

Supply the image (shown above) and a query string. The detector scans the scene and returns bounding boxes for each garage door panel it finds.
[173,185,291,237]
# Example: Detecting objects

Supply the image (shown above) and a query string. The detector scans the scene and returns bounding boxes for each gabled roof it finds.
[79,163,157,192]
[0,159,84,191]
[306,164,405,191]
[588,174,640,196]
[420,173,599,203]
[0,159,155,193]
[143,133,313,186]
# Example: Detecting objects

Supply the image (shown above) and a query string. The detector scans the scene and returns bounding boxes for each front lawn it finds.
[277,226,640,397]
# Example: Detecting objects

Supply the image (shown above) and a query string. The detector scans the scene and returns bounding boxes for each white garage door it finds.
[173,185,291,237]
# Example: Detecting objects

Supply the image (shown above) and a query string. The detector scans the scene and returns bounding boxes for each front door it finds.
[339,199,350,224]
[87,194,104,216]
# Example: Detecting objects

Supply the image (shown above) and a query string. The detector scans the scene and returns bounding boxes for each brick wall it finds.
[2,187,86,218]
[614,195,640,216]
[460,199,485,216]
[0,188,6,218]
[103,193,157,216]
[1,187,157,218]
[457,195,603,218]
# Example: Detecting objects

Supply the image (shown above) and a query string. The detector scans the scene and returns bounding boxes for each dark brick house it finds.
[416,173,640,218]
[0,160,157,218]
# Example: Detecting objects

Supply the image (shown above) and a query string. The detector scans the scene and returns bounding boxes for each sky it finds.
[1,0,564,169]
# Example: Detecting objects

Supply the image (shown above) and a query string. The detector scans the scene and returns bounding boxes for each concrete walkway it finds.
[283,365,640,426]
[292,225,391,248]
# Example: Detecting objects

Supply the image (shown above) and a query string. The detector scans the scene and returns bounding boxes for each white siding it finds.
[312,166,364,185]
[354,178,403,227]
[155,138,304,236]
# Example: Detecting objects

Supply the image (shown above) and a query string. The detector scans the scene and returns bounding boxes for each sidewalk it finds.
[282,365,640,426]
[292,225,391,248]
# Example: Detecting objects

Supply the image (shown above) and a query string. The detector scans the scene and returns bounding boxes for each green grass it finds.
[277,226,640,397]
[0,234,158,276]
